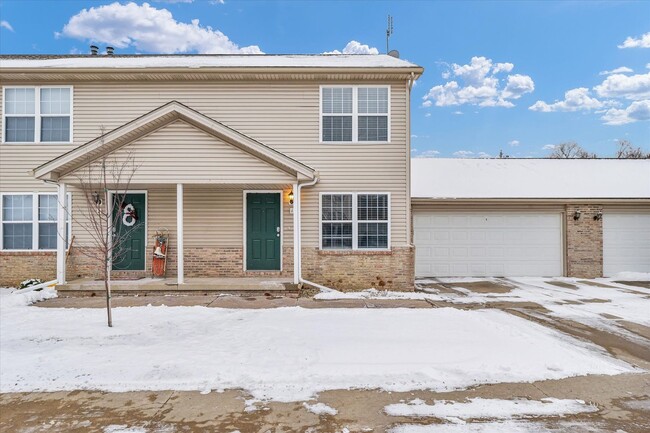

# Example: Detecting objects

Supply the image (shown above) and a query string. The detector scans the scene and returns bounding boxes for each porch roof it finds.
[32,101,316,182]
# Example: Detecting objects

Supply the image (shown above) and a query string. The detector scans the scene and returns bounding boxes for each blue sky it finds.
[1,0,649,158]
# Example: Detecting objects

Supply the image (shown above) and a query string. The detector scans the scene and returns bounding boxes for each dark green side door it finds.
[246,193,281,271]
[112,193,146,271]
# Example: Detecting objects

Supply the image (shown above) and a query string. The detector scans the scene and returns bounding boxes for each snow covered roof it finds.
[411,158,650,200]
[0,54,421,70]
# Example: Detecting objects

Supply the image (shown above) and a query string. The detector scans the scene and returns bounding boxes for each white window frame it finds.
[319,192,391,251]
[319,85,391,144]
[2,85,74,144]
[0,192,71,251]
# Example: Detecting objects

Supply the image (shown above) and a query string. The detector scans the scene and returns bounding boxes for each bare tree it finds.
[68,136,140,327]
[614,139,650,159]
[548,141,597,159]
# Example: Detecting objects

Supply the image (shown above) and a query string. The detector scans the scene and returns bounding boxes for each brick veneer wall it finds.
[63,245,294,280]
[565,204,603,278]
[301,246,415,291]
[0,251,57,287]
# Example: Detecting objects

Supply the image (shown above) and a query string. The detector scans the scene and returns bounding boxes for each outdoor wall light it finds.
[573,210,581,221]
[288,190,294,205]
[594,211,603,221]
[92,192,102,205]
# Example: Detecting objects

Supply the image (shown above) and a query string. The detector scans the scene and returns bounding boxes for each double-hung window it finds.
[320,193,390,250]
[3,86,72,143]
[320,86,389,143]
[1,193,71,250]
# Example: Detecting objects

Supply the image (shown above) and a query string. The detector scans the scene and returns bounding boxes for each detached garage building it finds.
[411,159,650,279]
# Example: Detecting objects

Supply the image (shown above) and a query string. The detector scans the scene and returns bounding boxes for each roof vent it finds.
[106,46,114,56]
[90,45,99,56]
[388,49,400,58]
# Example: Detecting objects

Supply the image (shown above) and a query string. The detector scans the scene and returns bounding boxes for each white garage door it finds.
[414,212,563,277]
[603,213,650,276]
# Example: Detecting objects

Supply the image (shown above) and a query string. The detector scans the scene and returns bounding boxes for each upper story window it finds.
[320,86,390,143]
[3,86,72,143]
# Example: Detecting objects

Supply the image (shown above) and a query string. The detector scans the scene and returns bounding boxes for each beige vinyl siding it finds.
[1,80,409,246]
[59,120,296,185]
[70,185,294,252]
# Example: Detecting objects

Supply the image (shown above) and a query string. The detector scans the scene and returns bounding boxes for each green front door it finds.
[246,193,281,271]
[112,193,146,271]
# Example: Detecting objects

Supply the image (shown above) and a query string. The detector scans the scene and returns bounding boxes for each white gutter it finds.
[293,175,337,293]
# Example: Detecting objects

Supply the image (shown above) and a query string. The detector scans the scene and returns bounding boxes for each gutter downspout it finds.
[293,174,336,292]
[407,72,415,247]
[41,178,61,287]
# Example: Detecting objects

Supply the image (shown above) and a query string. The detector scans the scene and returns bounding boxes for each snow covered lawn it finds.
[0,288,636,402]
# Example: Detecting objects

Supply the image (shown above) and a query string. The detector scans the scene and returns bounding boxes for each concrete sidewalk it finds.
[36,293,435,309]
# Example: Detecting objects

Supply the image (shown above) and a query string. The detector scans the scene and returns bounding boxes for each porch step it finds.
[56,277,298,298]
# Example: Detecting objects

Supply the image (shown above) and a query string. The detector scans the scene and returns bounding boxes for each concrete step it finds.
[57,278,298,297]
[57,288,299,298]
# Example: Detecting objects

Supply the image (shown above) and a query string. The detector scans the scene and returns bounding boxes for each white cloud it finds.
[531,68,650,125]
[502,74,535,100]
[152,0,194,3]
[599,66,633,76]
[594,72,650,100]
[529,88,606,112]
[422,56,534,108]
[324,40,379,55]
[477,152,491,158]
[493,62,514,74]
[601,100,650,125]
[508,140,520,146]
[413,150,440,158]
[542,144,556,150]
[0,20,13,32]
[60,2,262,54]
[424,113,431,117]
[453,111,463,115]
[618,32,650,49]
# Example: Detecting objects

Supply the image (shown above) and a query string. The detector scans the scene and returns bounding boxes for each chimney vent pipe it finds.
[90,45,99,56]
[106,46,114,55]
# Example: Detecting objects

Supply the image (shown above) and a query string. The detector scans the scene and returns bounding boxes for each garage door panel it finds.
[415,212,563,277]
[604,213,650,276]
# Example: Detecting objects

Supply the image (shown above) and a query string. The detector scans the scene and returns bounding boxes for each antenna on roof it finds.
[386,15,394,54]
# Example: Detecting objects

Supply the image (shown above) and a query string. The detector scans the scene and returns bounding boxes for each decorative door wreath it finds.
[121,202,138,227]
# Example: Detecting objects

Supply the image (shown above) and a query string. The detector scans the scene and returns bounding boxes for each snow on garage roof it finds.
[411,158,650,200]
[0,54,421,70]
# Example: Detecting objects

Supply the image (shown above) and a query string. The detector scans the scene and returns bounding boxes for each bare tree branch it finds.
[548,142,597,159]
[63,129,141,327]
[615,139,650,159]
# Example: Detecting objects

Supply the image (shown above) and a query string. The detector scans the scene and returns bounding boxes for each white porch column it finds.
[292,182,299,284]
[56,182,67,283]
[176,183,184,284]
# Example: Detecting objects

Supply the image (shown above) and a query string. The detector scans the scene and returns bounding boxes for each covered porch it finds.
[32,101,317,290]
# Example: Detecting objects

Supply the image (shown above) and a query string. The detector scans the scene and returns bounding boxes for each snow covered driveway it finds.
[0,289,636,402]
